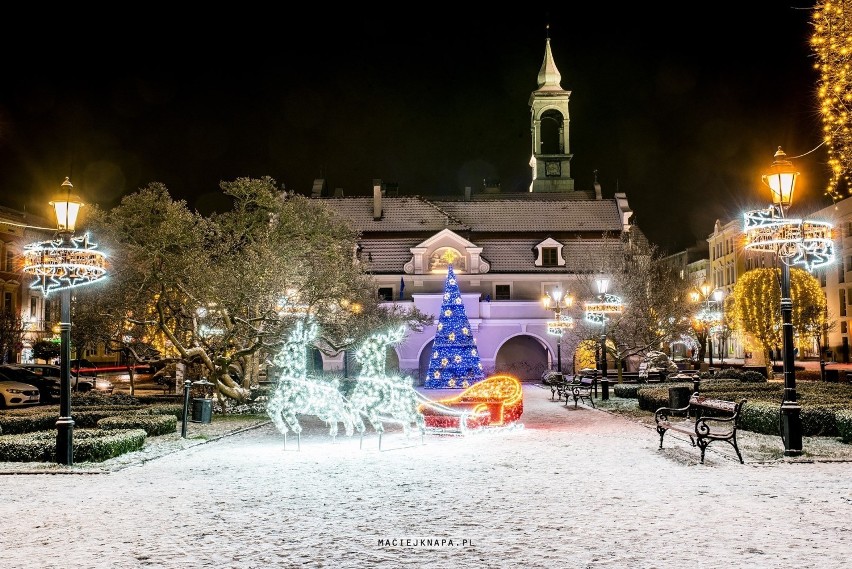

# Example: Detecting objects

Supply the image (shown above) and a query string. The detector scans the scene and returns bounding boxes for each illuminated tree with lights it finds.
[425,264,485,389]
[812,1,852,201]
[727,267,826,376]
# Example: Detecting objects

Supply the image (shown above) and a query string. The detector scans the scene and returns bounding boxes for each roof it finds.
[320,195,625,234]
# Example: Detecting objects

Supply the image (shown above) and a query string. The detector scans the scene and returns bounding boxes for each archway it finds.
[573,338,617,372]
[540,109,564,154]
[417,339,434,386]
[494,335,547,381]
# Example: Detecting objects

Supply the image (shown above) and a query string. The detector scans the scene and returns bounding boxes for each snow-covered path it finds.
[3,384,850,568]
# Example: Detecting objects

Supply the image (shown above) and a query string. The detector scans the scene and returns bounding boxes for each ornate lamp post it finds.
[584,277,624,400]
[542,288,574,375]
[22,178,107,465]
[743,147,834,456]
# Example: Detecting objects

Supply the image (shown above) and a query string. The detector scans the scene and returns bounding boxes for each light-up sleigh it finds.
[417,374,524,434]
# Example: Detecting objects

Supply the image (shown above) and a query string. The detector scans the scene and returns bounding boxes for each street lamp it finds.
[595,278,609,381]
[743,147,835,456]
[542,288,574,375]
[22,178,107,465]
[51,184,81,465]
[584,277,624,400]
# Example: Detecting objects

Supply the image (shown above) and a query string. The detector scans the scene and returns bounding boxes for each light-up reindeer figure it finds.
[348,326,425,449]
[266,319,359,449]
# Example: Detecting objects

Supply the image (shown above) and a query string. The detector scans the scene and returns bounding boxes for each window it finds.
[495,285,511,300]
[428,247,465,272]
[840,258,846,284]
[30,297,38,320]
[3,292,11,313]
[820,271,827,287]
[842,321,848,334]
[4,251,12,272]
[541,247,558,266]
[377,287,393,301]
[841,289,847,317]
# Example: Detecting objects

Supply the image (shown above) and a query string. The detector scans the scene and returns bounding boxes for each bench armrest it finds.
[654,405,689,423]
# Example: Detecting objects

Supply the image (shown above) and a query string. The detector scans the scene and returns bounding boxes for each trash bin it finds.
[191,398,212,423]
[668,386,692,416]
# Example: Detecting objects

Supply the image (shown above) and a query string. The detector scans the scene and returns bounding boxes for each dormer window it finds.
[541,247,558,266]
[534,238,565,267]
[429,246,466,273]
[404,229,489,275]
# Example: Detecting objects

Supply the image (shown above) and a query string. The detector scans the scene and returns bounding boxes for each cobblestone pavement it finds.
[2,385,851,568]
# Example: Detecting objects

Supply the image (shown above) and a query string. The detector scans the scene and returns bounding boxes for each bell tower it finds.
[529,30,574,193]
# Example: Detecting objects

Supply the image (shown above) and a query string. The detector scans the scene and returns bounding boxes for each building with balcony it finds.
[317,37,643,383]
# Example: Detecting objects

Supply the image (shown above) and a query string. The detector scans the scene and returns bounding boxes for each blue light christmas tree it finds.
[425,264,485,389]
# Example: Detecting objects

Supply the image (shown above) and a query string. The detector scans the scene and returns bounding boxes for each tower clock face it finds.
[545,161,560,176]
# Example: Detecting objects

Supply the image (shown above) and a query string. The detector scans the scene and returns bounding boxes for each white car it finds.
[0,377,40,408]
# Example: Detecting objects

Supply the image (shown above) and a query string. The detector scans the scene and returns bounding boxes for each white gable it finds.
[403,228,490,275]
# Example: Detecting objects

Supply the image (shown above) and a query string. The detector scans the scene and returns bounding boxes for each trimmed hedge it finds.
[613,384,642,398]
[837,410,852,443]
[0,428,146,462]
[98,413,177,436]
[0,410,62,435]
[0,404,183,435]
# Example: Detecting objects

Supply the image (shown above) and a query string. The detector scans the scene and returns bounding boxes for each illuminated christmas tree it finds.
[425,264,485,389]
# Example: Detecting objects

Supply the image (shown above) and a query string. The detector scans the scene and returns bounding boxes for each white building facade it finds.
[318,37,642,383]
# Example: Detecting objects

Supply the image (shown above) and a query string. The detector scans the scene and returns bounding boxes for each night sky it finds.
[0,5,831,253]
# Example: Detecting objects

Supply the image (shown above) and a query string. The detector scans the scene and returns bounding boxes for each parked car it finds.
[69,358,99,376]
[0,371,40,408]
[0,365,60,404]
[16,364,114,394]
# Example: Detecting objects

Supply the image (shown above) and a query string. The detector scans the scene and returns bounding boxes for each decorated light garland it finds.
[584,293,624,325]
[22,233,107,294]
[743,206,835,271]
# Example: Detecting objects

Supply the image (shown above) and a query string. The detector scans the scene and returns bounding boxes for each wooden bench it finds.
[568,375,596,409]
[548,373,571,401]
[654,394,746,464]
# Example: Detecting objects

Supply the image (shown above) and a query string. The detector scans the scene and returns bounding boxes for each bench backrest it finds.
[689,394,745,416]
[578,376,596,388]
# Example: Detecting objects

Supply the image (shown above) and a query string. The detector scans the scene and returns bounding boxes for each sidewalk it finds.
[2,384,851,568]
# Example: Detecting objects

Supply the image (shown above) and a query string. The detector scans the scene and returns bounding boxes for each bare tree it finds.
[567,231,693,381]
[0,310,25,364]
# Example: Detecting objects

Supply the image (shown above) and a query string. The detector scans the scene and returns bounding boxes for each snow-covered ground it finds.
[3,384,850,568]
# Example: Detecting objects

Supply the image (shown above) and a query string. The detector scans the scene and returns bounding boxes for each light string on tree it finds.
[811,1,852,201]
[425,264,485,389]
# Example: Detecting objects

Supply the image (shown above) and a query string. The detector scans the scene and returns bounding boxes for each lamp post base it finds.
[56,417,75,466]
[780,400,803,457]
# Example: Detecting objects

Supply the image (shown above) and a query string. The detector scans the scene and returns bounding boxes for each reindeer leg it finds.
[282,411,302,451]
